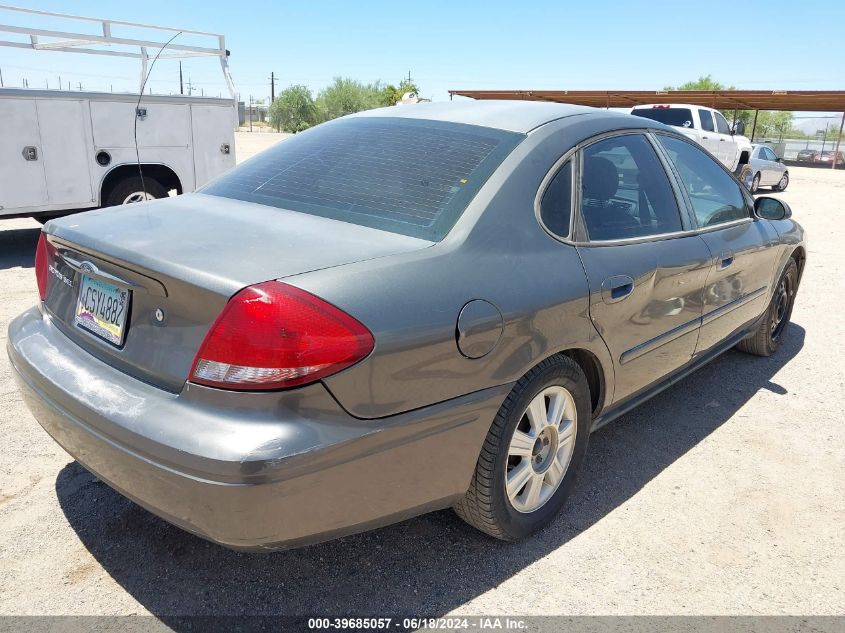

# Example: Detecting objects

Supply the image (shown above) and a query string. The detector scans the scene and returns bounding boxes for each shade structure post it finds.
[832,111,845,170]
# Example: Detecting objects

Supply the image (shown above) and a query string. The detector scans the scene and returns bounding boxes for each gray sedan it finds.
[750,144,789,193]
[7,101,805,551]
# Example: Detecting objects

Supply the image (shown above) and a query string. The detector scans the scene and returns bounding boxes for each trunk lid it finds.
[42,193,431,392]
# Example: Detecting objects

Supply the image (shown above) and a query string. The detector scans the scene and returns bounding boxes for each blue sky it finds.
[2,0,843,129]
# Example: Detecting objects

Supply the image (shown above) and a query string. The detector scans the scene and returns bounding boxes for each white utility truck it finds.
[0,5,237,221]
[630,104,753,188]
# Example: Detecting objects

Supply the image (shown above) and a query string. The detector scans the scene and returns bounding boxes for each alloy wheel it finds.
[505,386,577,513]
[122,191,156,204]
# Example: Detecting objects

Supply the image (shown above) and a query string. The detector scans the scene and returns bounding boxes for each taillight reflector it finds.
[189,281,374,391]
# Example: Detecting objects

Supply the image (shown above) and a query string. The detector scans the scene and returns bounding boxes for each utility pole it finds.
[179,61,184,95]
[77,82,83,91]
[269,71,278,103]
[185,77,193,96]
[249,94,253,132]
[0,66,4,87]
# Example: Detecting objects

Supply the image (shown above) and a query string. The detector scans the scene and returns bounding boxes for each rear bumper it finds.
[8,307,509,551]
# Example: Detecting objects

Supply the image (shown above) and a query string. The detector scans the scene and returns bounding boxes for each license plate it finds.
[75,275,130,346]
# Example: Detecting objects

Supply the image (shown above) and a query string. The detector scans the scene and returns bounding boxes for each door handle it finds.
[601,275,634,304]
[719,251,734,269]
[702,136,709,140]
[719,138,726,142]
[22,146,38,161]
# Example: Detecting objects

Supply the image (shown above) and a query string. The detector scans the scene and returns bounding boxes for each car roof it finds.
[349,99,620,134]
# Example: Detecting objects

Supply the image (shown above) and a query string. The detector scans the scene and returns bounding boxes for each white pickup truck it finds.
[631,104,753,187]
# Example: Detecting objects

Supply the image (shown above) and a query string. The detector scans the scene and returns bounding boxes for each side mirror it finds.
[777,156,784,163]
[733,120,746,136]
[755,197,792,221]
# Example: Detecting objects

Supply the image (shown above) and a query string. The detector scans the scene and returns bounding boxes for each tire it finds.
[736,258,798,357]
[454,354,591,541]
[735,163,753,191]
[103,175,167,208]
[774,171,789,192]
[750,172,761,194]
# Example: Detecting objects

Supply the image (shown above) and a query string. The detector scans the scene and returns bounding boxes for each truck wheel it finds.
[774,172,789,192]
[103,175,167,207]
[734,163,753,190]
[736,259,798,357]
[453,355,591,541]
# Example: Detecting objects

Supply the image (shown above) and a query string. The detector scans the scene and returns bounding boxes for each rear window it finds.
[631,108,695,129]
[202,117,524,241]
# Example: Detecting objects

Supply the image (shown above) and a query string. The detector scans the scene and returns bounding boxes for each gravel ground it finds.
[1,135,843,618]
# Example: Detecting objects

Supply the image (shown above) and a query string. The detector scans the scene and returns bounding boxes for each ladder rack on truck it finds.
[0,4,238,220]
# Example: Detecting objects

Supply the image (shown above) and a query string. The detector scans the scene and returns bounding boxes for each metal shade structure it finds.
[448,89,845,112]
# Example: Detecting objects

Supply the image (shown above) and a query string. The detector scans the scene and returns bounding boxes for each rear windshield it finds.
[631,108,695,129]
[202,117,524,241]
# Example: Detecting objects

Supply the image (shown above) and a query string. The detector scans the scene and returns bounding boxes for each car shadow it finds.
[55,324,805,619]
[0,226,40,270]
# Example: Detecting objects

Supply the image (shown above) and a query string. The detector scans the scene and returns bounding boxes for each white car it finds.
[749,144,789,193]
[630,104,753,188]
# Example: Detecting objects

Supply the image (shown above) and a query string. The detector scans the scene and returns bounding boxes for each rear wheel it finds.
[103,175,167,208]
[774,172,789,192]
[454,355,591,541]
[736,259,798,357]
[750,172,761,194]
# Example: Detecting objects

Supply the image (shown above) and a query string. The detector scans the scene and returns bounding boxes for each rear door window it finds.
[540,160,572,238]
[202,117,524,241]
[580,134,683,241]
[631,108,695,128]
[699,110,715,132]
[656,134,749,227]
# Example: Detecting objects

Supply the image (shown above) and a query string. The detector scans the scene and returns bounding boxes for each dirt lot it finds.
[1,134,843,618]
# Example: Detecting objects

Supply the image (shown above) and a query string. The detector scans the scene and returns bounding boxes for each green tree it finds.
[664,74,732,92]
[315,77,383,122]
[380,79,421,106]
[269,85,317,133]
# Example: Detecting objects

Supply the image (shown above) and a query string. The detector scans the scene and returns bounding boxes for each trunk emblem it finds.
[154,308,165,323]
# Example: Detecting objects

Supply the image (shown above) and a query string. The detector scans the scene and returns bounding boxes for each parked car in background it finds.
[630,103,753,187]
[749,144,789,192]
[8,101,806,551]
[817,150,845,165]
[796,149,820,163]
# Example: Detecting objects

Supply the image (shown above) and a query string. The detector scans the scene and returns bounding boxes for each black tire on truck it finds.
[735,162,753,191]
[103,175,168,207]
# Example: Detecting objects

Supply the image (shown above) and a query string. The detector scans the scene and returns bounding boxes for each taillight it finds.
[189,281,374,391]
[34,233,56,302]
